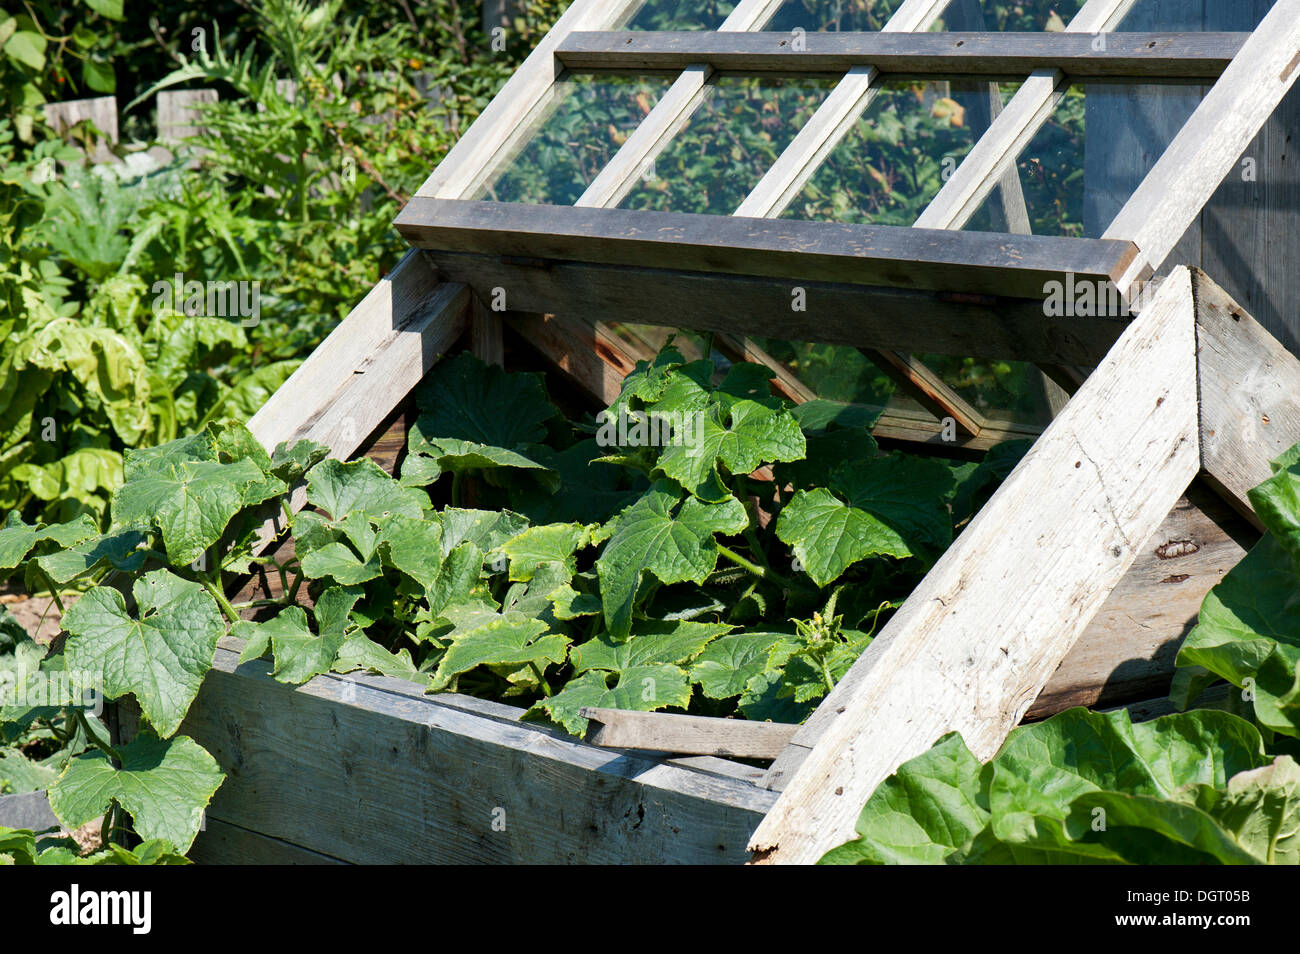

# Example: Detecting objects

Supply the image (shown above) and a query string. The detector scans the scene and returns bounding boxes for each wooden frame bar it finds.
[734,0,951,219]
[913,0,1137,231]
[1104,0,1300,290]
[395,198,1138,300]
[749,268,1202,863]
[573,0,787,210]
[556,31,1245,80]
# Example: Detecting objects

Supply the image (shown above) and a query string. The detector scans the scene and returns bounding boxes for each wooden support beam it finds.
[734,0,951,219]
[861,349,985,437]
[433,252,1124,367]
[395,198,1140,300]
[581,709,797,760]
[1195,268,1300,528]
[749,267,1201,864]
[414,0,646,200]
[557,31,1246,80]
[913,0,1138,232]
[245,251,469,551]
[179,640,773,864]
[574,0,786,210]
[1104,0,1300,291]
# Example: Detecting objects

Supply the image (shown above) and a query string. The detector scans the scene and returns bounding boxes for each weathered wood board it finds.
[180,642,775,865]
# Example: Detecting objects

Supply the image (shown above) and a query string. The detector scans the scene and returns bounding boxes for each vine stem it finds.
[203,578,241,625]
[75,709,121,762]
[716,544,806,592]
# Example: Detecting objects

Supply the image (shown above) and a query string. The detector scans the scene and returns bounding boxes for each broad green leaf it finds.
[1178,534,1300,692]
[376,514,444,590]
[1249,455,1300,569]
[233,592,356,685]
[503,523,589,582]
[32,527,149,586]
[656,400,804,500]
[775,488,910,588]
[572,620,730,674]
[529,664,693,735]
[831,454,957,556]
[0,512,98,574]
[332,635,420,682]
[113,457,282,566]
[84,0,125,20]
[62,570,226,737]
[407,432,553,479]
[48,734,222,851]
[820,733,990,865]
[429,608,568,691]
[4,30,46,70]
[597,481,748,639]
[1183,756,1300,865]
[306,458,427,523]
[413,352,557,446]
[269,438,330,485]
[440,508,529,558]
[988,708,1266,853]
[774,426,879,491]
[550,583,602,620]
[426,542,486,615]
[299,541,382,586]
[690,631,790,700]
[1063,791,1262,865]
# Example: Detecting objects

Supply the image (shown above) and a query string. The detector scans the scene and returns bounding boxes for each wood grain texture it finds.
[189,818,349,865]
[557,31,1245,79]
[581,709,797,760]
[1027,487,1253,718]
[749,267,1201,864]
[574,0,786,210]
[396,198,1139,299]
[44,96,118,163]
[913,0,1138,231]
[414,0,645,201]
[181,645,774,864]
[1196,267,1300,526]
[1104,0,1300,290]
[425,250,1125,366]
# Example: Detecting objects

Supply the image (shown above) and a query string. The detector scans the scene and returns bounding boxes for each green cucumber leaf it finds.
[306,458,427,524]
[62,570,226,737]
[413,352,557,447]
[502,523,590,582]
[596,481,748,639]
[48,733,222,852]
[528,664,693,735]
[571,620,730,674]
[428,606,568,691]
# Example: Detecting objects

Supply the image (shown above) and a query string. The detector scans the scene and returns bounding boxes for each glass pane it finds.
[749,338,919,411]
[962,81,1207,237]
[938,0,1085,31]
[626,0,739,30]
[619,76,834,215]
[916,354,1053,425]
[782,80,1011,224]
[764,0,909,32]
[1115,0,1273,31]
[479,75,668,206]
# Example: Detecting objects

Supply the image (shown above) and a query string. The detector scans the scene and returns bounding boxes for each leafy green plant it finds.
[1173,441,1300,741]
[0,344,1026,856]
[821,707,1300,865]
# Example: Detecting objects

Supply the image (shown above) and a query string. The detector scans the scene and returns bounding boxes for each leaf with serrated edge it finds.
[48,734,222,851]
[429,611,567,691]
[503,523,588,582]
[62,570,225,737]
[597,481,747,639]
[572,620,729,674]
[530,665,692,735]
[776,488,909,588]
[306,457,427,524]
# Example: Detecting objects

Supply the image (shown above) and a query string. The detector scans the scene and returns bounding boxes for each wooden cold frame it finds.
[203,0,1300,864]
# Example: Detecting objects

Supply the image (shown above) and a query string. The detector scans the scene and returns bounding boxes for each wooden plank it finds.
[574,0,786,210]
[913,0,1138,231]
[156,88,218,142]
[189,817,349,865]
[749,267,1201,864]
[1195,267,1300,527]
[471,294,505,366]
[437,252,1124,366]
[396,198,1140,300]
[558,31,1246,79]
[1027,487,1253,718]
[861,349,985,437]
[1104,0,1300,291]
[414,0,646,200]
[582,709,797,760]
[0,791,58,832]
[734,0,951,219]
[44,96,118,163]
[181,645,775,864]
